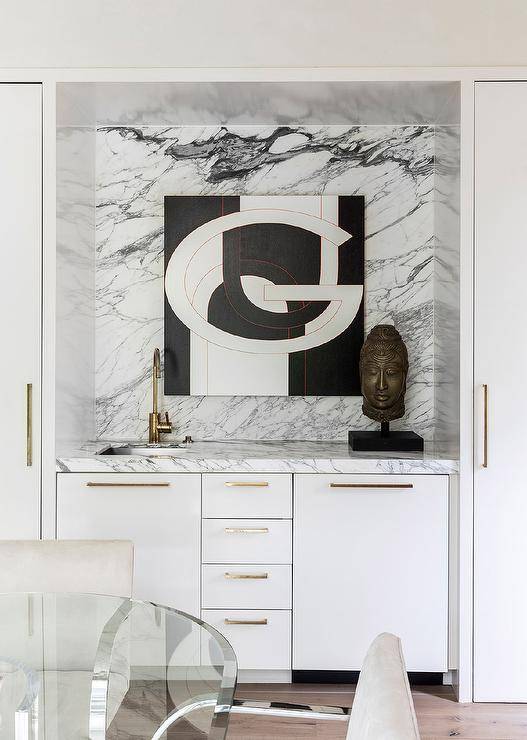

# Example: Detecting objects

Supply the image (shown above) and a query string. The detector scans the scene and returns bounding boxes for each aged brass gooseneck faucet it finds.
[148,348,172,443]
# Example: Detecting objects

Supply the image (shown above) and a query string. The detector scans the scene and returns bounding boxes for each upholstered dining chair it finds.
[233,633,421,740]
[0,539,134,597]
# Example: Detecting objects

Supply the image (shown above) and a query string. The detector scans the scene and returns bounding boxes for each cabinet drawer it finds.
[202,474,292,518]
[202,609,291,670]
[202,565,292,609]
[202,519,292,564]
[56,473,201,612]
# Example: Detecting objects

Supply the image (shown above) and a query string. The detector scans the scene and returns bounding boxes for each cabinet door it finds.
[474,81,527,701]
[0,84,41,538]
[293,474,448,672]
[56,473,201,615]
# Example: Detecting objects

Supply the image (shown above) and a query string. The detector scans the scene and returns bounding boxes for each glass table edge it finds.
[0,592,239,733]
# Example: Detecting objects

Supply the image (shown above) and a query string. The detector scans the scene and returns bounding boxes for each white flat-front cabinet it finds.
[474,81,527,701]
[0,84,41,538]
[56,473,201,615]
[294,474,449,672]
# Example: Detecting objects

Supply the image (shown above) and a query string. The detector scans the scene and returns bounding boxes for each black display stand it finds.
[348,421,424,452]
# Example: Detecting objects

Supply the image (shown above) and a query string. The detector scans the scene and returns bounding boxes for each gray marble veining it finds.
[434,125,460,447]
[95,124,435,442]
[57,439,458,475]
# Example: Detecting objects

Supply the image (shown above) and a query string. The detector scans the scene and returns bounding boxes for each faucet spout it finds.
[152,348,160,416]
[148,348,172,444]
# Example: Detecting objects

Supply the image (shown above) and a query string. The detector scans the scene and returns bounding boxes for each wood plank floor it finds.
[229,683,527,739]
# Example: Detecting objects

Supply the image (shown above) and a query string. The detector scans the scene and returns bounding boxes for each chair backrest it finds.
[347,633,420,740]
[0,540,134,598]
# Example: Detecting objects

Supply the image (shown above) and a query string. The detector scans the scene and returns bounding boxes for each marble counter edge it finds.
[56,441,459,475]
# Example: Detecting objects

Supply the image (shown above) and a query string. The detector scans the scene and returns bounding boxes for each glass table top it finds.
[0,593,237,739]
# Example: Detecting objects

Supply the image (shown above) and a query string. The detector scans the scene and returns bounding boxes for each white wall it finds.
[56,124,96,448]
[1,0,527,69]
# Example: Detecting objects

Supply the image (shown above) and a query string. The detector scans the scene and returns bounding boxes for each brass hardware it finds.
[26,383,32,467]
[225,481,269,487]
[225,572,269,580]
[483,383,488,468]
[148,348,172,444]
[225,618,268,626]
[224,527,269,534]
[86,482,171,488]
[329,482,413,489]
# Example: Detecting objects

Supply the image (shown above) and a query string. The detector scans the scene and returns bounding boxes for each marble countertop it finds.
[56,439,459,475]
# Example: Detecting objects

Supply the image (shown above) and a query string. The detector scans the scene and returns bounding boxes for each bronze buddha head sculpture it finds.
[359,324,408,423]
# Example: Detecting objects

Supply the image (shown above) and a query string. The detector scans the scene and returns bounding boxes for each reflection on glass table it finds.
[0,593,237,739]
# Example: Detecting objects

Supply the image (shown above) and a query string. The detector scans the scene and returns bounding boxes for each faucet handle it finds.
[156,411,172,435]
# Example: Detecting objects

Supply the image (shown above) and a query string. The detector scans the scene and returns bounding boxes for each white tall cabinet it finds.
[474,81,527,701]
[0,84,41,538]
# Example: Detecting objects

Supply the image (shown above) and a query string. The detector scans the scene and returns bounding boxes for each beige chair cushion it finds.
[347,633,420,740]
[0,540,134,598]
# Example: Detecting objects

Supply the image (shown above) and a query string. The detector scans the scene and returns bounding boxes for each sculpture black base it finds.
[348,430,424,452]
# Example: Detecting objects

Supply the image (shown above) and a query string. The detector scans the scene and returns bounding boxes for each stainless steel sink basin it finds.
[100,443,188,457]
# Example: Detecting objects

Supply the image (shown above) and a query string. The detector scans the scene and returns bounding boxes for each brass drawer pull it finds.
[224,481,269,487]
[86,482,171,487]
[225,572,269,580]
[483,383,488,468]
[26,383,32,467]
[329,483,413,489]
[225,618,268,626]
[224,527,269,534]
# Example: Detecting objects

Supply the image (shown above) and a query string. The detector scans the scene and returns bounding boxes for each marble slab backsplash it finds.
[95,124,437,441]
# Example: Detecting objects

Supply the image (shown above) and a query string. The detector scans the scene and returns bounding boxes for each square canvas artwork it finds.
[164,195,365,396]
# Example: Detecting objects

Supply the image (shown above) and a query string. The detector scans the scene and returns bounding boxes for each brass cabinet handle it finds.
[224,618,268,626]
[224,572,269,580]
[483,383,488,468]
[224,481,269,487]
[224,527,269,534]
[329,483,413,489]
[26,383,32,467]
[86,482,171,487]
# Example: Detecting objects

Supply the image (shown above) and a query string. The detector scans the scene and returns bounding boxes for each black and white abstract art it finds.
[164,195,365,396]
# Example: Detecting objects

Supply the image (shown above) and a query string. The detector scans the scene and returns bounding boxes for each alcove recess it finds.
[55,80,460,452]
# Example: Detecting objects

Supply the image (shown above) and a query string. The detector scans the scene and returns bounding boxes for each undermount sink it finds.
[100,443,188,457]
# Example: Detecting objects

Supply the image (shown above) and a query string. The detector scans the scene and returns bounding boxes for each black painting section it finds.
[164,195,240,394]
[208,223,326,340]
[288,195,365,396]
[165,195,365,397]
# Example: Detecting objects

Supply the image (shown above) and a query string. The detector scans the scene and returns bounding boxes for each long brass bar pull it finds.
[225,481,269,487]
[26,383,32,467]
[224,527,269,534]
[329,483,413,489]
[86,482,171,488]
[225,618,268,626]
[483,383,488,468]
[225,573,269,580]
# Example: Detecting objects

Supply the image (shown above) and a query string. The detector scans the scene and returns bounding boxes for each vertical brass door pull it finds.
[483,384,488,468]
[26,383,32,467]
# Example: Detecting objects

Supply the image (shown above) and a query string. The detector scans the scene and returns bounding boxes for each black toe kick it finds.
[292,670,444,686]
